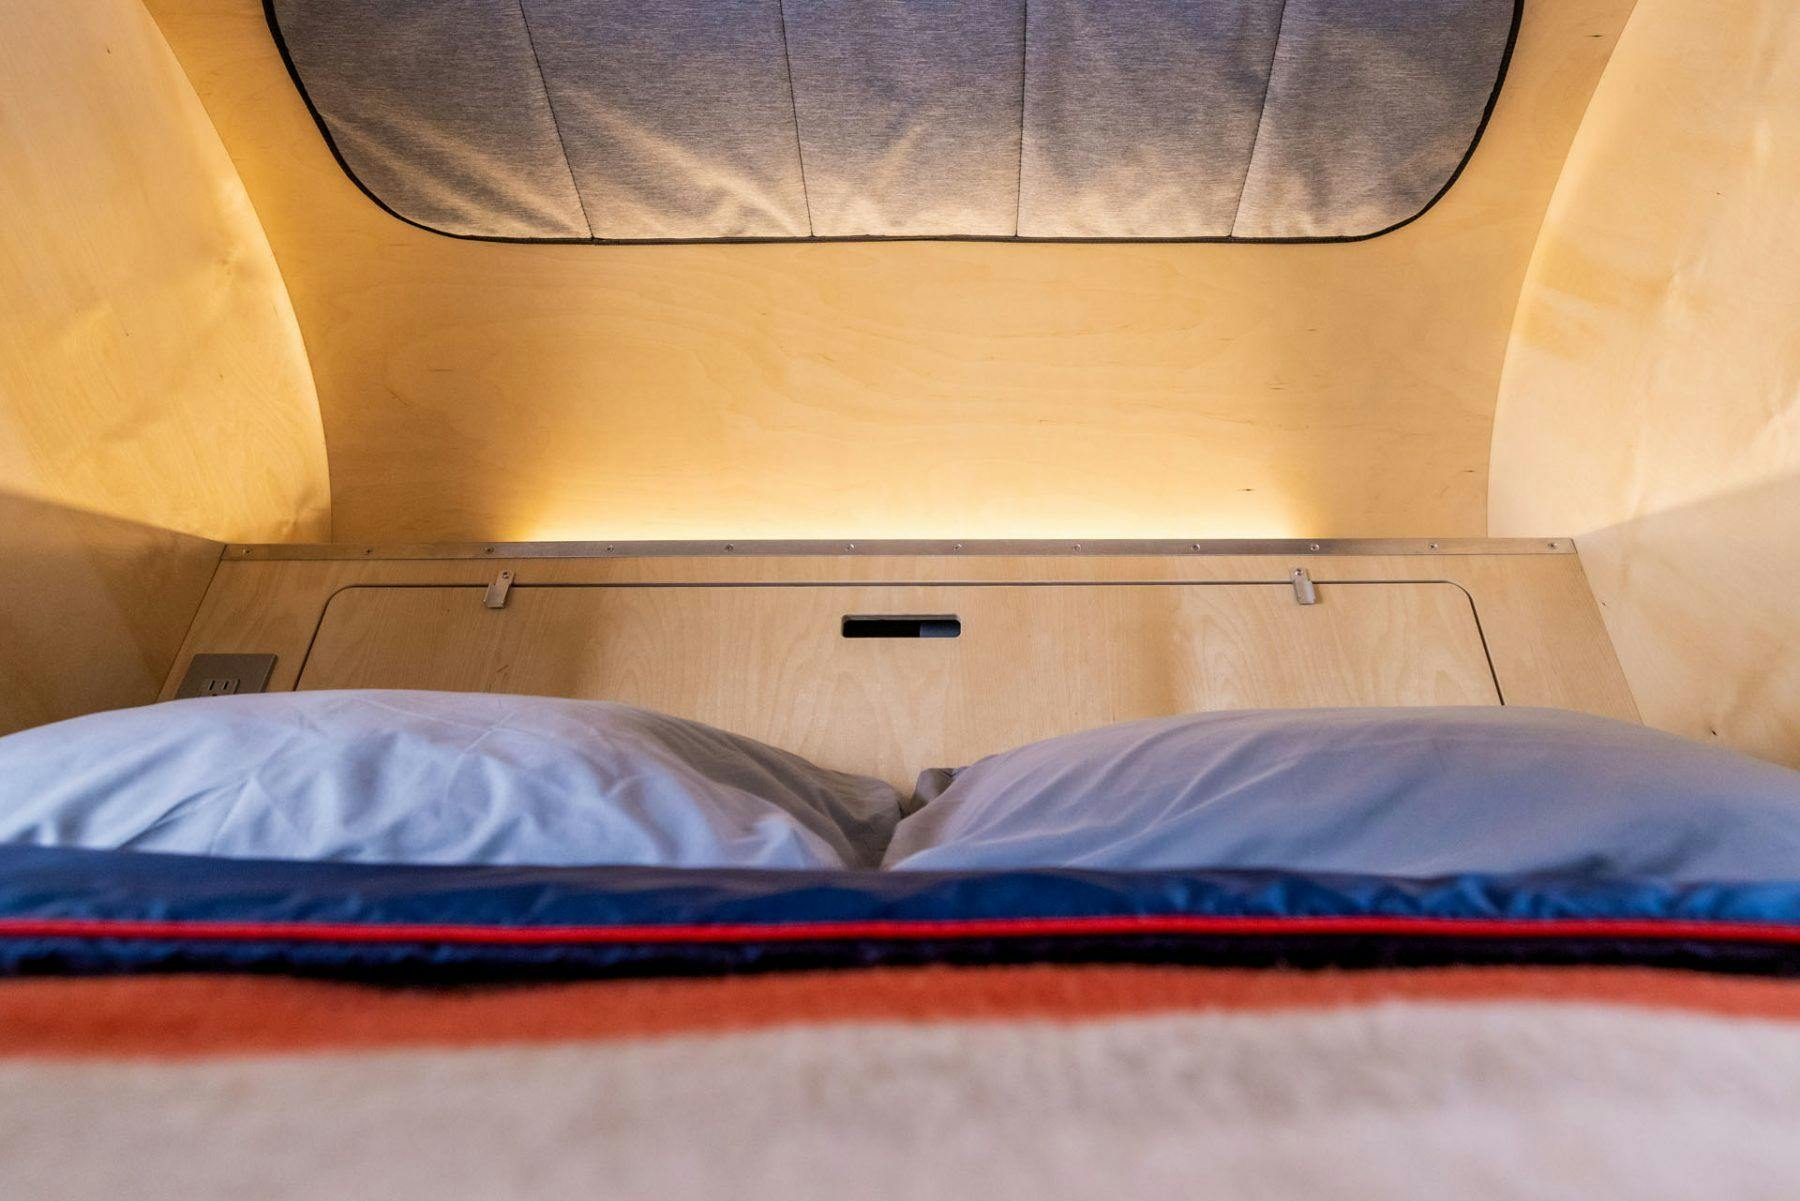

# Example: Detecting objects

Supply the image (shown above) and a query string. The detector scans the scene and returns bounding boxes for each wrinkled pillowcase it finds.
[0,691,905,869]
[884,707,1800,880]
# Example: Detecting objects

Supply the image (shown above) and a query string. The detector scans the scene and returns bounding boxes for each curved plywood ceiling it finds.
[0,0,329,732]
[2,0,328,544]
[1491,0,1800,766]
[146,0,1635,544]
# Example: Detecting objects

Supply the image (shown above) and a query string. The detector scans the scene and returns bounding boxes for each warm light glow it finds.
[516,491,1313,544]
[0,0,328,545]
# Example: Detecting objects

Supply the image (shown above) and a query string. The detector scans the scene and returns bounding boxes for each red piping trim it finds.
[2,914,1799,947]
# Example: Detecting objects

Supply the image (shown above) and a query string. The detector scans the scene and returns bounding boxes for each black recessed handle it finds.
[841,614,962,639]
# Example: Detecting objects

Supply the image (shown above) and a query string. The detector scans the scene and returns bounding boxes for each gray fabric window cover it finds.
[266,0,1522,243]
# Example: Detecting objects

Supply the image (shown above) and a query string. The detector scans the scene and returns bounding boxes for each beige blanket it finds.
[2,965,1797,1200]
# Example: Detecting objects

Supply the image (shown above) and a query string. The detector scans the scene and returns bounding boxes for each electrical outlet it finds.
[175,654,277,700]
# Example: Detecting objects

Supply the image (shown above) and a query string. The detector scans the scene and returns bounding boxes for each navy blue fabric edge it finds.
[5,845,1800,981]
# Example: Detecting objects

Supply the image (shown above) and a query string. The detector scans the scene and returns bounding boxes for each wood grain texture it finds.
[0,0,328,544]
[0,493,219,736]
[144,0,1634,544]
[163,549,1634,784]
[295,581,1498,785]
[1490,0,1800,768]
[0,0,324,733]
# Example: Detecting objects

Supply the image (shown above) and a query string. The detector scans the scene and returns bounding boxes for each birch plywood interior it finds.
[142,0,1635,543]
[165,544,1635,787]
[0,0,327,735]
[298,581,1499,786]
[1490,0,1800,768]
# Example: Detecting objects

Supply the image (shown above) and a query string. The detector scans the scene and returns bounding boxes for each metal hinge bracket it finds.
[483,570,514,609]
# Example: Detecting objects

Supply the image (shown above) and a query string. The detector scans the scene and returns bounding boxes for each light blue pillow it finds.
[0,691,904,869]
[884,708,1800,880]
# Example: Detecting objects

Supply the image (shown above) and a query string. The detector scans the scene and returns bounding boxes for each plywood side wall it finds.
[1489,0,1800,768]
[0,0,330,734]
[146,0,1634,544]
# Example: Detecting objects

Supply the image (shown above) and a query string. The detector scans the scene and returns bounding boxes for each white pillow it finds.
[0,691,904,869]
[885,707,1800,878]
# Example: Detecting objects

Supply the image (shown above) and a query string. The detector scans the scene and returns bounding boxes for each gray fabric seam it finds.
[1228,0,1293,238]
[774,0,816,237]
[514,0,597,239]
[1013,0,1029,236]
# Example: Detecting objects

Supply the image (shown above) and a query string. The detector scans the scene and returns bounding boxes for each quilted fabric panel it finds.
[267,0,1520,242]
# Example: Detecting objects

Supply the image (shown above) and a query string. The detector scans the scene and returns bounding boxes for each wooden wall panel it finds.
[295,581,1499,786]
[1490,0,1800,768]
[162,546,1636,785]
[0,494,218,736]
[0,0,328,733]
[145,0,1633,544]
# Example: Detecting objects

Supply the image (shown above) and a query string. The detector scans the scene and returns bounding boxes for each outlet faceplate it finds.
[174,654,277,700]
